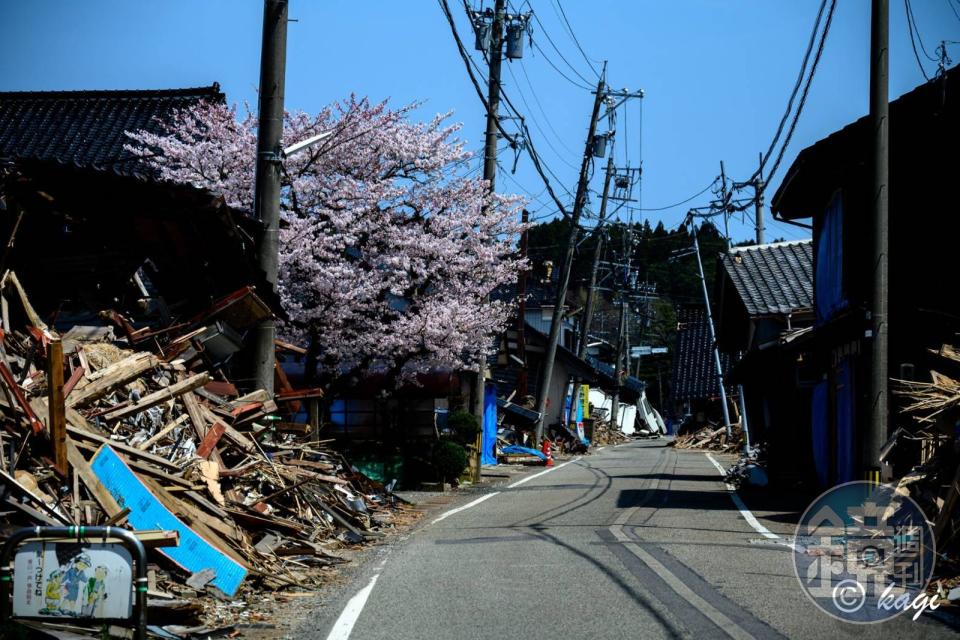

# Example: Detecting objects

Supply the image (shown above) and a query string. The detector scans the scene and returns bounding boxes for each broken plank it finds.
[66,441,122,518]
[138,413,190,450]
[196,422,227,459]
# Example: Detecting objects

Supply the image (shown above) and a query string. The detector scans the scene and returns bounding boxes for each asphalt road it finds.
[301,439,955,640]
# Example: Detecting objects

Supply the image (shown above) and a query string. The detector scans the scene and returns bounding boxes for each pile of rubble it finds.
[0,271,415,637]
[671,423,744,452]
[891,346,960,574]
[591,420,629,446]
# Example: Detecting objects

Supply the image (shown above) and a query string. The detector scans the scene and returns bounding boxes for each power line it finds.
[636,178,719,212]
[748,0,829,184]
[904,0,934,80]
[529,10,596,88]
[518,57,579,155]
[550,0,601,77]
[503,62,579,170]
[530,40,594,90]
[763,0,837,185]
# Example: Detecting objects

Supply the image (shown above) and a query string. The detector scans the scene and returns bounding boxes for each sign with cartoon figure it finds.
[12,542,133,619]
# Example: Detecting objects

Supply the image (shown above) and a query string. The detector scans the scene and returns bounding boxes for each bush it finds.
[433,441,468,482]
[447,410,480,446]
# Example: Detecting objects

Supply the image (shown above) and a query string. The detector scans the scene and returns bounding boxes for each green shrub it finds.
[447,410,480,445]
[433,441,468,482]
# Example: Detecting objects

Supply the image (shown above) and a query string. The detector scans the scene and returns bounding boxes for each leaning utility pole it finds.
[576,155,616,362]
[567,154,615,425]
[251,0,288,395]
[691,221,733,437]
[866,0,889,481]
[534,64,606,444]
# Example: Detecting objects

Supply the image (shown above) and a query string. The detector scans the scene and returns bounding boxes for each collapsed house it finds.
[0,87,414,637]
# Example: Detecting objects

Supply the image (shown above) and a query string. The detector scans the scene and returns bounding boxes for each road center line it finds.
[325,573,380,640]
[432,491,500,524]
[609,525,755,640]
[705,453,779,540]
[507,455,582,488]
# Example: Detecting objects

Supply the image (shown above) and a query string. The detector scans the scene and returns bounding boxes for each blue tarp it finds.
[815,193,847,323]
[481,383,498,465]
[501,445,547,461]
[91,445,248,596]
[810,357,857,488]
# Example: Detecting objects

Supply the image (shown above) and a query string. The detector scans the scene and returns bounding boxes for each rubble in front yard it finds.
[0,271,419,638]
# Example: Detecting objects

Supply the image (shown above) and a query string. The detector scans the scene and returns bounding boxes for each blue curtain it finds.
[811,380,830,487]
[481,382,498,465]
[815,193,847,323]
[835,357,856,484]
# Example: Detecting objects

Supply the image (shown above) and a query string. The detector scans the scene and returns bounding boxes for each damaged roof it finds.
[719,240,813,317]
[0,84,224,178]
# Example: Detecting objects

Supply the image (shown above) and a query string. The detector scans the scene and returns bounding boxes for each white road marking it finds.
[610,525,755,640]
[432,492,500,524]
[705,453,779,540]
[325,574,380,640]
[506,455,583,488]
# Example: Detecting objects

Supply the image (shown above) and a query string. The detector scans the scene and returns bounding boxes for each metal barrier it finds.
[0,526,147,640]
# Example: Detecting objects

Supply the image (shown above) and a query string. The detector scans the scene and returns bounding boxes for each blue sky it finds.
[2,1,957,243]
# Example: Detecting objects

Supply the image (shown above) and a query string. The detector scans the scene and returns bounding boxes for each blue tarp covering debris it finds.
[482,383,498,465]
[500,445,547,461]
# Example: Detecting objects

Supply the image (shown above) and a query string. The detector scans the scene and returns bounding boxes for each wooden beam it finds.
[48,339,67,475]
[67,352,159,408]
[67,424,181,470]
[98,372,210,421]
[137,413,190,450]
[65,441,122,518]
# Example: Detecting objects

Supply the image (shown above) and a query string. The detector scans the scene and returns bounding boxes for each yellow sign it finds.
[579,385,590,419]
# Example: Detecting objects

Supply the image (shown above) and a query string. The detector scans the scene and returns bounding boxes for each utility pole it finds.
[691,221,733,437]
[516,208,530,398]
[568,154,615,426]
[610,295,628,430]
[251,0,288,394]
[470,0,506,479]
[754,152,766,245]
[534,64,606,444]
[867,0,889,482]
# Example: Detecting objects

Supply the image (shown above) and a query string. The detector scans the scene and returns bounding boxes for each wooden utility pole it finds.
[251,0,288,394]
[48,339,67,475]
[867,0,889,481]
[568,154,615,425]
[610,296,628,430]
[534,64,607,444]
[754,152,766,245]
[516,208,530,398]
[470,0,506,479]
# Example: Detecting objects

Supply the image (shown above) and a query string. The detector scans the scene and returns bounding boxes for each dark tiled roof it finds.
[0,85,224,177]
[586,355,645,396]
[720,240,813,316]
[672,305,731,402]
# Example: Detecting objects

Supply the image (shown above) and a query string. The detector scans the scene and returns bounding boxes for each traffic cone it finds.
[542,438,554,467]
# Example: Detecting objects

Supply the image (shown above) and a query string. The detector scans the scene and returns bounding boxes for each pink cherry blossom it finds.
[126,97,526,385]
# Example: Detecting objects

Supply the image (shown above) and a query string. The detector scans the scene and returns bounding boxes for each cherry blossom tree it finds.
[126,97,525,387]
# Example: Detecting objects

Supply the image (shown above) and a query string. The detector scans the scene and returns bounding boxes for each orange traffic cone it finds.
[542,438,554,467]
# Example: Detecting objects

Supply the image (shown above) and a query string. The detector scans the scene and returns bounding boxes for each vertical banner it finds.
[579,384,590,419]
